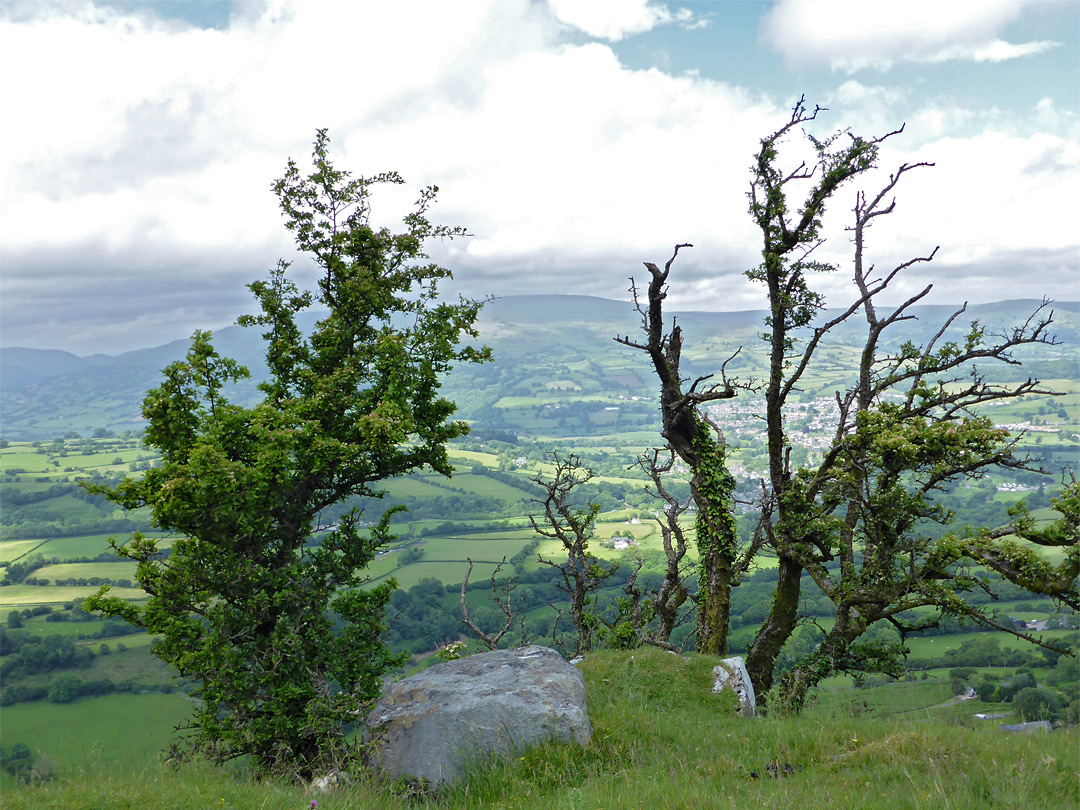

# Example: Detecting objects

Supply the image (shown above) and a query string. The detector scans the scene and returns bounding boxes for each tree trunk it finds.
[776,611,865,713]
[745,556,802,703]
[689,442,738,655]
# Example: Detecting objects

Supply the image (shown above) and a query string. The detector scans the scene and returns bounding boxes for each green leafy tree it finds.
[625,99,1074,710]
[47,673,82,703]
[85,131,488,776]
[1,743,36,781]
[736,101,1070,711]
[1013,686,1063,722]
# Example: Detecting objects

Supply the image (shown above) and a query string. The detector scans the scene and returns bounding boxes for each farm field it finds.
[0,540,43,563]
[1,298,1076,789]
[1,583,146,607]
[0,692,194,783]
[35,561,138,581]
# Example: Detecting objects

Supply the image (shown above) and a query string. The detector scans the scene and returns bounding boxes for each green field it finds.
[415,536,535,562]
[34,561,139,581]
[0,539,45,563]
[0,693,194,780]
[1,583,145,607]
[2,649,1076,810]
[903,629,1075,658]
[368,558,501,590]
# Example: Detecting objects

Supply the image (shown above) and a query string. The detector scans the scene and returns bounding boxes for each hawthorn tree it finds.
[85,130,488,775]
[627,99,1075,711]
[738,100,1067,710]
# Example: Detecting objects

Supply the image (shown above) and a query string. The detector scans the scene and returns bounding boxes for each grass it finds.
[0,692,194,778]
[367,558,503,590]
[904,629,1076,658]
[0,539,46,563]
[7,644,175,694]
[35,561,139,581]
[3,648,1075,809]
[416,536,536,563]
[0,583,145,606]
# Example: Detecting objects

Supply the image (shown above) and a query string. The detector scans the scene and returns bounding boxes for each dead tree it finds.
[615,245,746,655]
[460,557,520,651]
[633,448,695,648]
[530,453,618,656]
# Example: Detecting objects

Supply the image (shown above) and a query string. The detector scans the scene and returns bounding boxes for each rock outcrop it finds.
[366,646,591,787]
[712,656,756,716]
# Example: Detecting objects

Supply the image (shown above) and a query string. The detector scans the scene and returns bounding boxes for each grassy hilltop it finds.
[3,648,1076,809]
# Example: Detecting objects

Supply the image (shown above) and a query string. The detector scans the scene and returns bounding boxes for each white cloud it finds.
[547,0,703,41]
[0,0,1076,354]
[761,0,1057,71]
[970,38,1057,62]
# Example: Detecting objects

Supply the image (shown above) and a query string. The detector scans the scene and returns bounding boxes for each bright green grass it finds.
[33,533,172,560]
[446,449,500,464]
[0,539,46,563]
[3,648,1077,810]
[52,451,141,468]
[0,583,145,607]
[97,631,157,650]
[371,559,500,590]
[34,561,139,581]
[0,452,53,472]
[427,473,535,500]
[0,693,193,777]
[421,527,537,541]
[380,476,455,499]
[904,628,1075,659]
[417,536,535,563]
[31,534,123,560]
[12,619,148,643]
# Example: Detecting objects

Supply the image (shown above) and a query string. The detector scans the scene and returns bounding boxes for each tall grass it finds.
[5,648,1076,809]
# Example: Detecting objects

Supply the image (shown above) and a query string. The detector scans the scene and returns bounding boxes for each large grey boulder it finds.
[366,646,591,786]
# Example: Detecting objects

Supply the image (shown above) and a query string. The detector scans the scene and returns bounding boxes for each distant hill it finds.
[2,296,1077,441]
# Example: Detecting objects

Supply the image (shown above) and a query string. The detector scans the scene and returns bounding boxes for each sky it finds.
[1,0,1078,355]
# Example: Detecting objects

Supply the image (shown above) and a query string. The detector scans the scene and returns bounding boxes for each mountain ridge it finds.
[2,296,1076,441]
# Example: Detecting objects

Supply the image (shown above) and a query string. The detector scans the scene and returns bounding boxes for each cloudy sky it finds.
[2,0,1077,355]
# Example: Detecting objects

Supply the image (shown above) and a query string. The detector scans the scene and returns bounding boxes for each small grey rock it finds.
[713,656,756,716]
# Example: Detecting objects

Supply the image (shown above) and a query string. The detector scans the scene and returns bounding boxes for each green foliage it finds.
[735,99,1072,711]
[5,651,1078,809]
[1,743,43,784]
[83,131,487,776]
[1013,686,1063,722]
[690,417,740,653]
[47,674,82,704]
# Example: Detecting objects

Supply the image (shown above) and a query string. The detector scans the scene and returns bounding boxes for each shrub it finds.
[1013,686,1063,722]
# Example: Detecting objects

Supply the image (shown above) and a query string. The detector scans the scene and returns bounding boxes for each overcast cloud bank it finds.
[1,0,1077,354]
